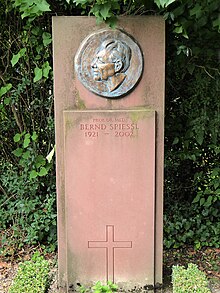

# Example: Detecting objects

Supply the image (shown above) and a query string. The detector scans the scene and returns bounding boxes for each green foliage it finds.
[0,162,57,254]
[164,65,220,248]
[0,0,56,253]
[0,84,12,98]
[9,252,50,293]
[11,48,27,67]
[12,130,52,179]
[163,1,218,38]
[63,0,220,41]
[1,0,219,253]
[73,0,120,26]
[92,281,118,293]
[79,281,118,293]
[164,203,220,249]
[12,0,51,21]
[154,0,176,9]
[172,263,211,292]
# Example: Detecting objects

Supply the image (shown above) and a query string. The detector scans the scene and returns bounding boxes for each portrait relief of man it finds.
[91,39,132,93]
[75,29,143,98]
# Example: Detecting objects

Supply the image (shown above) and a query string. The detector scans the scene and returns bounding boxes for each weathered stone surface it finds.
[64,109,155,288]
[52,16,165,290]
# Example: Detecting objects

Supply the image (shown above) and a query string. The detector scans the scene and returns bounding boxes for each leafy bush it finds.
[79,281,118,293]
[172,263,211,293]
[164,65,220,248]
[0,0,219,253]
[0,0,56,253]
[164,203,220,249]
[9,252,50,293]
[0,161,57,255]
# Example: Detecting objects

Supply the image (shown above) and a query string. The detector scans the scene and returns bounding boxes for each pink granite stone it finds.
[52,16,165,291]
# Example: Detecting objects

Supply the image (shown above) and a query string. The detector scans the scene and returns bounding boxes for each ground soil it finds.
[0,247,219,292]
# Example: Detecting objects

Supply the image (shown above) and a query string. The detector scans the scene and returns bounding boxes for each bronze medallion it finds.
[75,29,143,98]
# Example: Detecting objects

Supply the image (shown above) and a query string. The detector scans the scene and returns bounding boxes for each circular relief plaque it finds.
[75,29,143,99]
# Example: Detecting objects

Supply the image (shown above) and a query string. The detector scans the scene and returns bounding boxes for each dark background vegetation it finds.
[0,0,219,255]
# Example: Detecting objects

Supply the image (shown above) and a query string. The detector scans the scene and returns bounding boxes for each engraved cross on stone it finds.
[88,225,132,282]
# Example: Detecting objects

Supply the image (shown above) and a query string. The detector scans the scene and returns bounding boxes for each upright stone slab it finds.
[53,16,165,291]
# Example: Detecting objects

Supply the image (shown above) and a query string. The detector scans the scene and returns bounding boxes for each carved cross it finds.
[88,225,132,282]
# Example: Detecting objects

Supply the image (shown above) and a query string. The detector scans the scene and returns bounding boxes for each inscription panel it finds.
[64,109,156,287]
[79,116,139,138]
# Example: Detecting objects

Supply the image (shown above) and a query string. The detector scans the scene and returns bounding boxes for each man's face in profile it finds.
[74,30,141,97]
[91,49,116,81]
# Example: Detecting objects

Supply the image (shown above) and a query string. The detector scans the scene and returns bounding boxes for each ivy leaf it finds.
[11,53,20,67]
[14,133,21,142]
[196,131,204,145]
[42,32,52,46]
[174,26,183,34]
[172,137,179,145]
[22,150,31,159]
[34,67,43,82]
[35,155,46,168]
[182,29,189,39]
[11,48,26,67]
[4,97,11,105]
[154,0,176,8]
[38,167,48,176]
[30,170,38,179]
[23,134,31,148]
[12,148,23,157]
[19,48,26,57]
[154,0,161,8]
[100,3,111,20]
[24,133,31,139]
[36,0,51,12]
[0,83,12,97]
[165,0,176,7]
[106,16,117,28]
[95,16,104,25]
[159,0,176,8]
[32,27,41,36]
[190,4,202,19]
[191,154,196,161]
[31,131,38,141]
[42,61,52,78]
[200,198,205,206]
[192,193,200,203]
[187,64,195,75]
[206,196,213,207]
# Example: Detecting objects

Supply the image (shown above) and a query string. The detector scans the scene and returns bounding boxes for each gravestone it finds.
[53,16,165,292]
